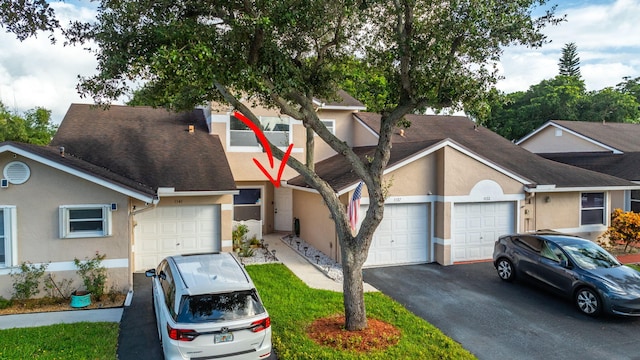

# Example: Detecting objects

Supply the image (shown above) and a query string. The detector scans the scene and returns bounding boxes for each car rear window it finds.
[176,289,266,323]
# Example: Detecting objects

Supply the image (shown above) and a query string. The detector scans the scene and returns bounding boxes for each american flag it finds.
[348,182,363,231]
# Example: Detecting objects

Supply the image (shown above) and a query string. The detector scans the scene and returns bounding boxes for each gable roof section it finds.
[518,120,640,153]
[540,152,640,182]
[288,112,636,193]
[314,90,367,111]
[0,141,157,202]
[51,104,236,194]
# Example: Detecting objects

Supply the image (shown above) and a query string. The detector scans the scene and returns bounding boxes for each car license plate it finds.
[214,333,233,343]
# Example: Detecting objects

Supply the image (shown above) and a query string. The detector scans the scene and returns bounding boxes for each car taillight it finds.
[167,324,199,341]
[250,317,271,333]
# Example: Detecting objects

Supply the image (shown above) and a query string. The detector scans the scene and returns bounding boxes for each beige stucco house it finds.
[4,100,640,300]
[0,105,237,299]
[206,96,640,267]
[518,120,640,213]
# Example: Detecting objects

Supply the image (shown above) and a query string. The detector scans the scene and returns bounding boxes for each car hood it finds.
[589,266,640,294]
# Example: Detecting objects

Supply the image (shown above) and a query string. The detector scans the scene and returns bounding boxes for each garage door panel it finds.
[453,202,515,263]
[364,203,430,267]
[134,205,221,271]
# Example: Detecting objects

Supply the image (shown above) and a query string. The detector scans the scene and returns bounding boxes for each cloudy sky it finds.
[1,0,639,124]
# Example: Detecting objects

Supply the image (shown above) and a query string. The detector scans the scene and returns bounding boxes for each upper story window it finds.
[631,190,640,213]
[59,205,112,238]
[315,119,335,136]
[581,192,605,225]
[230,115,290,148]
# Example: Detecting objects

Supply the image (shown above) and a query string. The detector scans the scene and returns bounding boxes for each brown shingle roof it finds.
[550,120,640,152]
[50,104,236,192]
[540,152,640,182]
[1,141,157,199]
[288,113,636,192]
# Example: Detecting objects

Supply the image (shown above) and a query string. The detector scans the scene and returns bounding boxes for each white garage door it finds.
[134,205,221,271]
[453,202,515,263]
[364,203,430,267]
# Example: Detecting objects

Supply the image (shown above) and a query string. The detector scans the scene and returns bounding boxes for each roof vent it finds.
[3,161,30,185]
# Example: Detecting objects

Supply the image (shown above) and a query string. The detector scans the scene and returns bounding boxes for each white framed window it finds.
[314,119,335,136]
[233,188,263,221]
[0,206,17,268]
[229,115,291,149]
[631,190,640,213]
[59,205,112,238]
[581,192,605,225]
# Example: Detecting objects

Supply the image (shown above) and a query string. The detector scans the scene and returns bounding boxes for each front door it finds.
[274,187,292,231]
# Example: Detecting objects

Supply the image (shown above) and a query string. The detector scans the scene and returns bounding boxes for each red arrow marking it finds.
[234,111,273,167]
[234,111,293,188]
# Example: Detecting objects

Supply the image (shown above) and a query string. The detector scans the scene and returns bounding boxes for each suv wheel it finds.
[496,258,515,282]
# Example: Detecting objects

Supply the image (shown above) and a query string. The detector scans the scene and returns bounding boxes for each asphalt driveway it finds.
[363,262,640,360]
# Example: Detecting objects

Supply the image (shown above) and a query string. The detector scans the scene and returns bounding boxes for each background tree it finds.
[63,0,560,331]
[558,42,581,77]
[480,75,585,140]
[0,102,58,144]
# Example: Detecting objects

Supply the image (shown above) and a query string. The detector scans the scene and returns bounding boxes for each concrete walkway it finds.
[263,233,378,293]
[0,308,123,329]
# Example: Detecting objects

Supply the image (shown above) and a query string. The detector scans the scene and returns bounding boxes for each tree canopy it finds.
[6,0,562,331]
[0,0,58,42]
[0,102,58,145]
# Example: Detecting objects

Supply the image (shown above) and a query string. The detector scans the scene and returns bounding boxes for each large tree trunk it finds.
[341,240,368,330]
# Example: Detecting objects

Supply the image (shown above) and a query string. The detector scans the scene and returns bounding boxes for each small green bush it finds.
[0,296,13,309]
[74,252,108,301]
[11,262,49,300]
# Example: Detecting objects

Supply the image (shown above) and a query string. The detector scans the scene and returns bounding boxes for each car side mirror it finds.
[145,269,156,278]
[559,259,569,268]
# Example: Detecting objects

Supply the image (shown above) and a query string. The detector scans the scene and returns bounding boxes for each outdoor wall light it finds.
[545,196,551,203]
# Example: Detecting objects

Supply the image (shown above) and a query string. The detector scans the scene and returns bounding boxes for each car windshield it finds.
[177,289,266,323]
[561,242,621,269]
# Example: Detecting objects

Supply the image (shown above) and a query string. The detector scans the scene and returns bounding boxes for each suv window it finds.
[177,289,266,323]
[513,236,542,253]
[158,261,177,319]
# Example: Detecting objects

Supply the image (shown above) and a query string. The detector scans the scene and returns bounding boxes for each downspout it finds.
[126,196,159,305]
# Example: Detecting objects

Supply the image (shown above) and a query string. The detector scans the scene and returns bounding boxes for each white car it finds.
[145,253,272,359]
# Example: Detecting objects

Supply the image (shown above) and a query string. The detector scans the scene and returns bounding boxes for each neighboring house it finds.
[206,96,640,266]
[517,120,640,213]
[0,104,236,299]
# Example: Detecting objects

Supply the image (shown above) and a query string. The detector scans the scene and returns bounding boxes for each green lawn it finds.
[246,263,475,359]
[0,322,118,359]
[628,264,640,272]
[0,264,475,359]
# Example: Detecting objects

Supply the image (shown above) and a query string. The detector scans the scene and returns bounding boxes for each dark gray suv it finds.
[493,232,640,317]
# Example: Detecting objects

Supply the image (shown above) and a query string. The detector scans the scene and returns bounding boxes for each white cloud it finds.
[496,0,640,93]
[1,1,638,124]
[0,2,99,124]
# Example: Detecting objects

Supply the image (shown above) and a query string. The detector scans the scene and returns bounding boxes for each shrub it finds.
[74,251,108,301]
[43,273,74,299]
[0,296,12,309]
[599,209,640,253]
[232,224,249,251]
[10,262,49,300]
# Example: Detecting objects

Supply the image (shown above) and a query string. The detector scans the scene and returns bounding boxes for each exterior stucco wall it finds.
[0,154,131,298]
[520,126,608,153]
[442,147,523,196]
[291,190,339,261]
[209,106,358,181]
[352,119,379,147]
